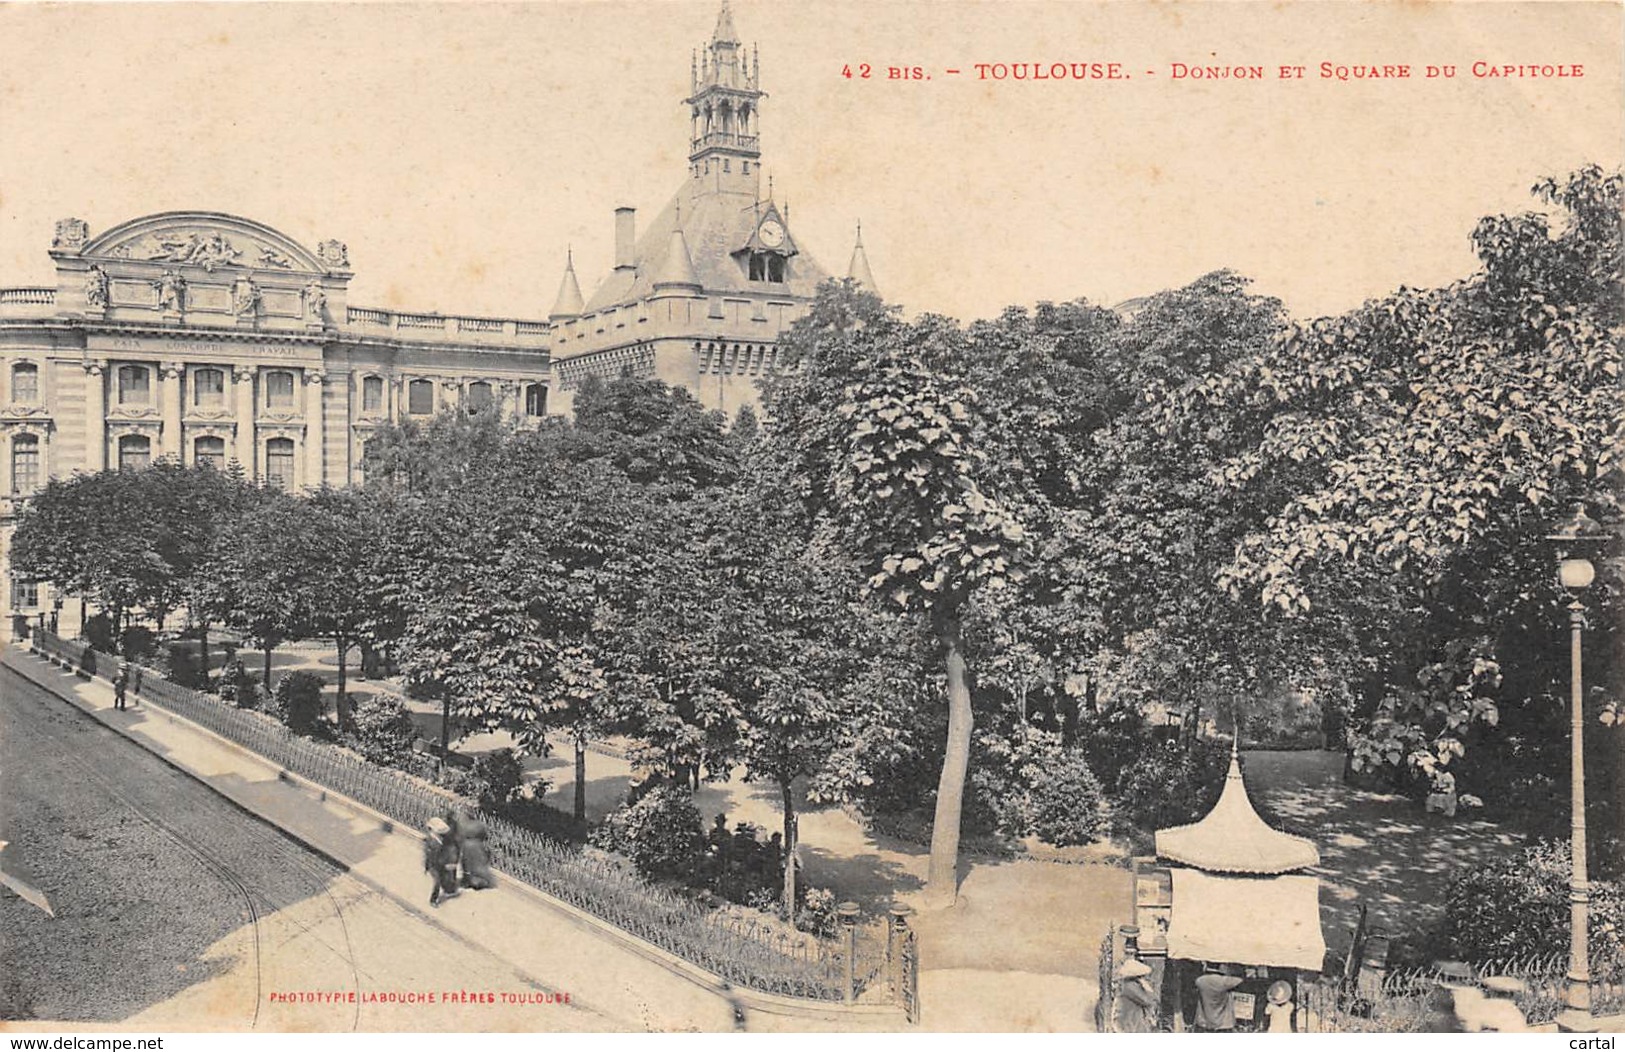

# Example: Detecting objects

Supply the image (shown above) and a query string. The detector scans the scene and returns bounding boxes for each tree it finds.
[762,282,1028,907]
[207,492,323,687]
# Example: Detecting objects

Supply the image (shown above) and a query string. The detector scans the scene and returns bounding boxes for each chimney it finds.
[614,207,636,271]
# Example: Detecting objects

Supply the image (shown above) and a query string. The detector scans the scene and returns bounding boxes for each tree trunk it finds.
[574,736,588,829]
[199,622,210,678]
[334,634,351,728]
[925,618,973,909]
[780,778,798,920]
[262,642,273,689]
[440,695,452,767]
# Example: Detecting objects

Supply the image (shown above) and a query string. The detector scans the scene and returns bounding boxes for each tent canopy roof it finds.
[1154,749,1320,874]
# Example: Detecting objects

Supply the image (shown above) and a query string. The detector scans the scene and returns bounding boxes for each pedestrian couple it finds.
[423,810,495,907]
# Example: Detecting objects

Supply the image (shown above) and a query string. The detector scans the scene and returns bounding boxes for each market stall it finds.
[1129,743,1327,1032]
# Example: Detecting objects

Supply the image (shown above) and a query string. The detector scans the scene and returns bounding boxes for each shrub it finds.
[796,886,840,937]
[1106,733,1230,833]
[343,693,419,769]
[271,671,326,734]
[472,748,524,810]
[1438,840,1623,964]
[217,661,262,710]
[83,613,115,654]
[1030,747,1108,846]
[120,625,156,661]
[591,784,705,880]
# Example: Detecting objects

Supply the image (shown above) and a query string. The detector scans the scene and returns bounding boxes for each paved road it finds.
[0,663,607,1030]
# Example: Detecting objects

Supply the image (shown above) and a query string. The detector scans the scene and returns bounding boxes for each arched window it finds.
[407,379,434,415]
[194,435,226,469]
[767,255,785,282]
[265,438,295,489]
[193,367,225,408]
[362,375,384,413]
[117,365,151,406]
[11,434,39,494]
[466,381,493,413]
[524,383,547,417]
[264,371,295,409]
[11,363,39,404]
[118,434,151,472]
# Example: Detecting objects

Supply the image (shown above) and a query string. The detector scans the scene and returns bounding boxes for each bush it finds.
[472,748,524,810]
[1110,736,1230,832]
[1437,840,1623,964]
[591,784,705,880]
[795,886,839,937]
[83,613,115,654]
[342,693,419,769]
[270,671,326,735]
[1030,747,1108,846]
[120,625,156,661]
[217,661,262,709]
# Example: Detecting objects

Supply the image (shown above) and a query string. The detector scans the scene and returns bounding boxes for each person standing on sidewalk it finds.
[454,810,494,890]
[424,817,461,907]
[113,661,131,711]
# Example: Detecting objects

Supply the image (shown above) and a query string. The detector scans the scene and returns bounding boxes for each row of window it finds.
[92,366,548,417]
[109,434,295,487]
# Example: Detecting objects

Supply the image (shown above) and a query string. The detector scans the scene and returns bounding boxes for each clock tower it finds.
[686,0,763,183]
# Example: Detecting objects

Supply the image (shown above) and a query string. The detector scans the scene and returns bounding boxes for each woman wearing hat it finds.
[424,816,461,907]
[1115,958,1157,1033]
[1264,980,1295,1033]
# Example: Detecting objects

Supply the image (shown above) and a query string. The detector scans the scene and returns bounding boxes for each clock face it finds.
[758,220,785,248]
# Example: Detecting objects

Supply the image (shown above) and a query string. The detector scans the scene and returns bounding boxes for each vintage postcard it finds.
[0,0,1621,1039]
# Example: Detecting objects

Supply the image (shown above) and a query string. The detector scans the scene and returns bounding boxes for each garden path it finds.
[244,643,1130,1030]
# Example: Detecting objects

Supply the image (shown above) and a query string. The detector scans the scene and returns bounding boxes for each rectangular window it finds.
[265,371,295,409]
[524,383,547,417]
[362,376,384,413]
[10,578,39,611]
[11,434,39,494]
[118,365,151,406]
[193,368,225,407]
[467,381,493,413]
[408,379,434,415]
[11,364,39,404]
[265,438,295,489]
[194,436,226,469]
[118,435,151,472]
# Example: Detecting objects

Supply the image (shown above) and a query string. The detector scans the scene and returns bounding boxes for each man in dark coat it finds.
[424,816,460,906]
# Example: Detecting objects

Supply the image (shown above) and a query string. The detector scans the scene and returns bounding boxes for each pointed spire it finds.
[713,0,739,45]
[652,214,701,294]
[847,221,878,295]
[549,248,585,320]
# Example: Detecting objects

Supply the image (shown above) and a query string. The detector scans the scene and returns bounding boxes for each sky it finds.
[1,1,1620,325]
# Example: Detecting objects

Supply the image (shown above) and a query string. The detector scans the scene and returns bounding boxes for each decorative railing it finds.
[342,305,553,347]
[1299,953,1625,1032]
[0,287,56,306]
[28,629,901,1006]
[691,131,760,152]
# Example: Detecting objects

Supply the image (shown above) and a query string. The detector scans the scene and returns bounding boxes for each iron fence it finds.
[27,630,898,1006]
[1301,950,1625,1032]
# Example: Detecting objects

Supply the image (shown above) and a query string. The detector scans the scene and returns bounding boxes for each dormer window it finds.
[748,252,785,283]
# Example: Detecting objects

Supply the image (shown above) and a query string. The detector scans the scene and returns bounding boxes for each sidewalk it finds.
[3,647,901,1033]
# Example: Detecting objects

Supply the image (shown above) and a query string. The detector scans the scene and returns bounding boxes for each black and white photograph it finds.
[0,0,1621,1038]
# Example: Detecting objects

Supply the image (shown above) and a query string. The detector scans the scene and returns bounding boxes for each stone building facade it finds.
[0,212,555,636]
[0,0,875,638]
[544,0,875,416]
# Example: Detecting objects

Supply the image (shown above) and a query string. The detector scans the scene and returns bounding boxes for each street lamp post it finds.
[1546,502,1605,1033]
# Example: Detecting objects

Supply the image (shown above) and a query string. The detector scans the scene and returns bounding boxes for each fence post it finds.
[838,901,861,1004]
[888,905,913,999]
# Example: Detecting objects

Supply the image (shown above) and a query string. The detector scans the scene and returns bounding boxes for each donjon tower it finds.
[546,0,875,417]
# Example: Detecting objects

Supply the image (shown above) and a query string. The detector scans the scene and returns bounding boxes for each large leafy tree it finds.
[207,490,325,686]
[1177,167,1622,846]
[763,283,1028,907]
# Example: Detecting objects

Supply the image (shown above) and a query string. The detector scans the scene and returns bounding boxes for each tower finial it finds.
[713,0,739,45]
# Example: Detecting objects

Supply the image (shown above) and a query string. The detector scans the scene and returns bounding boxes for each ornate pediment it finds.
[78,213,332,275]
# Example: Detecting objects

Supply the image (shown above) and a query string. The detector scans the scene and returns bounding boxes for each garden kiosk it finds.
[1152,742,1327,1030]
